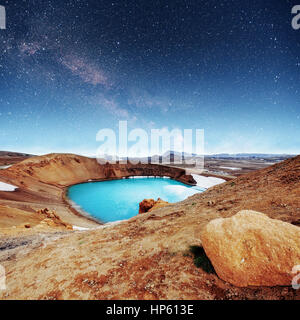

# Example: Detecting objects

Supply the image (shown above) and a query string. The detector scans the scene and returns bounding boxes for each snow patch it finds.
[164,185,200,199]
[129,176,148,179]
[220,166,241,170]
[192,174,225,189]
[73,226,90,231]
[128,176,167,179]
[0,165,12,170]
[0,182,17,191]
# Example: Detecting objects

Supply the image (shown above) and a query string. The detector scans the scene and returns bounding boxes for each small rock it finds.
[139,198,169,214]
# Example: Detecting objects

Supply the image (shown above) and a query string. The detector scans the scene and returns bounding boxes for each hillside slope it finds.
[0,155,299,299]
[1,153,194,190]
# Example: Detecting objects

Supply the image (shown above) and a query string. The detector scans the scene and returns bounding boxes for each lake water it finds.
[68,177,204,223]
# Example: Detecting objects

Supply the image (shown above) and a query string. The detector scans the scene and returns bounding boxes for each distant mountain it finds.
[90,151,297,163]
[158,151,296,160]
[206,153,296,160]
[0,151,34,166]
[114,150,201,165]
[0,151,34,157]
[151,151,296,162]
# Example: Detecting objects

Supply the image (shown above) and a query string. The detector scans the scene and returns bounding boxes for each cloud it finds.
[128,87,173,112]
[15,39,111,87]
[19,42,41,56]
[89,94,133,120]
[60,54,108,86]
[99,96,129,118]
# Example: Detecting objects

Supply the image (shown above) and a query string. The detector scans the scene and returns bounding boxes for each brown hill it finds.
[0,154,299,299]
[1,153,195,190]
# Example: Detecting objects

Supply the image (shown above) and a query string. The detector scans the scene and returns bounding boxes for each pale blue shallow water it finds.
[68,178,204,223]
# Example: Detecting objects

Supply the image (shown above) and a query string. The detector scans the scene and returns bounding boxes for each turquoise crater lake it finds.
[68,177,204,223]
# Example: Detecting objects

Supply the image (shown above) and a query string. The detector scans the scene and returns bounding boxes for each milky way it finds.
[0,0,299,155]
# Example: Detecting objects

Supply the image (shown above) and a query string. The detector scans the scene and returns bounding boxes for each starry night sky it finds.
[0,0,299,155]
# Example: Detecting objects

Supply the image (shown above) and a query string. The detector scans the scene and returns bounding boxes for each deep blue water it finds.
[68,177,204,223]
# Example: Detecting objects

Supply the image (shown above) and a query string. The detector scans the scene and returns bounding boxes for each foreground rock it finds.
[139,198,169,214]
[201,210,300,287]
[37,208,73,230]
